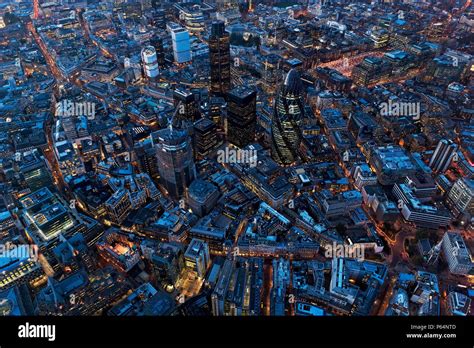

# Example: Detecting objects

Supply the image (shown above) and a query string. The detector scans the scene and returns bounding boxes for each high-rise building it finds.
[150,37,165,67]
[184,238,210,278]
[141,46,160,79]
[209,21,231,97]
[261,54,282,94]
[150,8,166,29]
[271,69,305,165]
[193,118,219,159]
[226,86,257,148]
[442,232,473,276]
[135,139,159,179]
[429,139,458,173]
[173,89,200,122]
[170,24,191,64]
[176,4,205,34]
[153,127,196,198]
[209,96,226,125]
[447,178,474,217]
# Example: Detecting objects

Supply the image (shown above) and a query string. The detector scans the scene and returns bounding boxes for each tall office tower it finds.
[135,139,159,179]
[209,21,231,97]
[170,24,191,64]
[442,232,473,276]
[141,46,160,79]
[184,238,210,278]
[429,139,458,173]
[447,178,474,217]
[193,118,219,159]
[262,54,282,94]
[173,88,200,122]
[271,69,304,165]
[226,86,257,148]
[150,8,166,29]
[209,96,226,125]
[153,127,196,198]
[150,37,165,67]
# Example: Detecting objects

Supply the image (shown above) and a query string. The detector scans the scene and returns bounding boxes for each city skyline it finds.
[0,0,472,325]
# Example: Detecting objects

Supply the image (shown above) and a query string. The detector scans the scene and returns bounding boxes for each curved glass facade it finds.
[271,69,304,165]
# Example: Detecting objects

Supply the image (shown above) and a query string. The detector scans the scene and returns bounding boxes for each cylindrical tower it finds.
[141,46,160,79]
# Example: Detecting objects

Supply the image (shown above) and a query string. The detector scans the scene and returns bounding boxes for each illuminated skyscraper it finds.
[135,138,159,179]
[150,37,165,67]
[153,127,196,198]
[429,139,458,173]
[141,46,160,79]
[209,21,231,97]
[271,69,305,165]
[226,86,257,148]
[173,89,200,122]
[193,118,219,159]
[170,24,191,64]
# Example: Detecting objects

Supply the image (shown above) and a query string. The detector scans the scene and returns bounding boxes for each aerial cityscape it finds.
[0,0,473,319]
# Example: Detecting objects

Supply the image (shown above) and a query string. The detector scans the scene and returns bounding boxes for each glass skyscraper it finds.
[271,69,305,165]
[153,127,196,198]
[209,21,230,97]
[171,24,191,64]
[226,86,257,148]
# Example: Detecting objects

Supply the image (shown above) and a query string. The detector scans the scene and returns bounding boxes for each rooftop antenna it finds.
[167,100,183,134]
[426,241,443,266]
